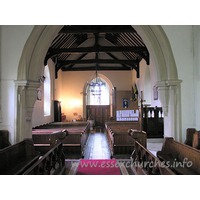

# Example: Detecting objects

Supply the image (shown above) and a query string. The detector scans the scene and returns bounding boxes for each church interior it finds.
[1,25,200,176]
[1,23,200,184]
[1,1,200,198]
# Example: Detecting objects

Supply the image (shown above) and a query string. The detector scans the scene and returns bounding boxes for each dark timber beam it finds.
[61,66,133,71]
[48,46,147,54]
[106,52,130,69]
[65,53,88,70]
[58,59,138,66]
[45,46,148,65]
[59,25,136,34]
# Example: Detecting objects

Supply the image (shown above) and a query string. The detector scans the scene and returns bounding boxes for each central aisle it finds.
[84,131,111,159]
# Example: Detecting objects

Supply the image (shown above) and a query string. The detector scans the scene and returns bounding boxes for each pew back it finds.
[129,129,147,148]
[157,137,200,175]
[32,122,90,157]
[32,129,68,155]
[184,128,196,147]
[131,140,175,175]
[192,131,200,149]
[184,128,200,149]
[0,139,40,175]
[105,121,139,157]
[0,130,11,149]
[23,141,65,175]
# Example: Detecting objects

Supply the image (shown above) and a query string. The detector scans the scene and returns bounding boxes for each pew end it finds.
[0,130,11,149]
[129,129,147,148]
[157,137,200,175]
[0,138,40,175]
[184,128,196,146]
[131,140,175,175]
[184,128,200,150]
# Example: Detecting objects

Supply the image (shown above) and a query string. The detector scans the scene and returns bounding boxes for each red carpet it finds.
[76,159,121,175]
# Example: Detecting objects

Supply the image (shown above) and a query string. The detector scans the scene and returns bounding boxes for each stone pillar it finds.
[155,80,182,142]
[15,80,40,143]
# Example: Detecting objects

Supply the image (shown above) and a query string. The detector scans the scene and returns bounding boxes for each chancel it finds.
[0,25,200,175]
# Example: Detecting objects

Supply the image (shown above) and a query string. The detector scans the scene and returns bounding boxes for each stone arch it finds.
[15,25,182,143]
[133,25,178,81]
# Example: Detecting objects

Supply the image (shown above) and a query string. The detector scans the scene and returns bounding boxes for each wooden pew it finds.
[105,121,139,132]
[23,141,65,175]
[128,129,147,148]
[113,131,135,155]
[34,122,89,129]
[192,131,200,149]
[105,121,139,158]
[61,123,90,157]
[184,128,196,147]
[184,128,200,150]
[0,130,11,149]
[130,140,175,175]
[32,129,68,155]
[32,122,90,157]
[157,137,200,175]
[0,139,40,175]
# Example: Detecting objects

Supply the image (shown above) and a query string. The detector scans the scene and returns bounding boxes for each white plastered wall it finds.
[32,59,55,127]
[132,59,162,108]
[0,25,34,144]
[193,26,200,130]
[162,25,195,142]
[58,71,129,122]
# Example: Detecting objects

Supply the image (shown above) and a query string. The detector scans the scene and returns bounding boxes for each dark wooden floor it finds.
[64,129,163,175]
[84,130,111,159]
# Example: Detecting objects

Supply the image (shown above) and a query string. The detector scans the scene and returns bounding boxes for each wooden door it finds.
[87,105,110,128]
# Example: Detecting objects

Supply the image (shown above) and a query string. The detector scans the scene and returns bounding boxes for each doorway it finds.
[86,105,110,128]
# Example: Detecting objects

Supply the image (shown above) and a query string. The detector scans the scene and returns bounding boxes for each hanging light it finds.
[87,58,105,92]
[87,52,106,103]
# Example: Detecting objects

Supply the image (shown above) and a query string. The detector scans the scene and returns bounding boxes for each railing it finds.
[131,140,175,175]
[23,141,65,175]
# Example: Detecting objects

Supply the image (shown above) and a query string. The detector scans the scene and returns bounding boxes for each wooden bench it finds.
[192,131,200,149]
[105,121,139,158]
[130,140,175,175]
[23,141,65,175]
[32,122,90,157]
[0,139,40,175]
[61,123,90,157]
[128,129,147,148]
[157,137,200,175]
[184,128,200,150]
[32,129,68,155]
[0,130,11,149]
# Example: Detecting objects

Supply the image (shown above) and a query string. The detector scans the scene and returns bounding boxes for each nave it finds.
[64,129,163,175]
[2,122,199,175]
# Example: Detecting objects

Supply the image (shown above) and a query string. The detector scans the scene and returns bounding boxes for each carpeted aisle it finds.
[76,159,122,175]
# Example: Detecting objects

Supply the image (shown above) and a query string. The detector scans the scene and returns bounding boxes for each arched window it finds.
[87,78,110,105]
[44,65,51,116]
